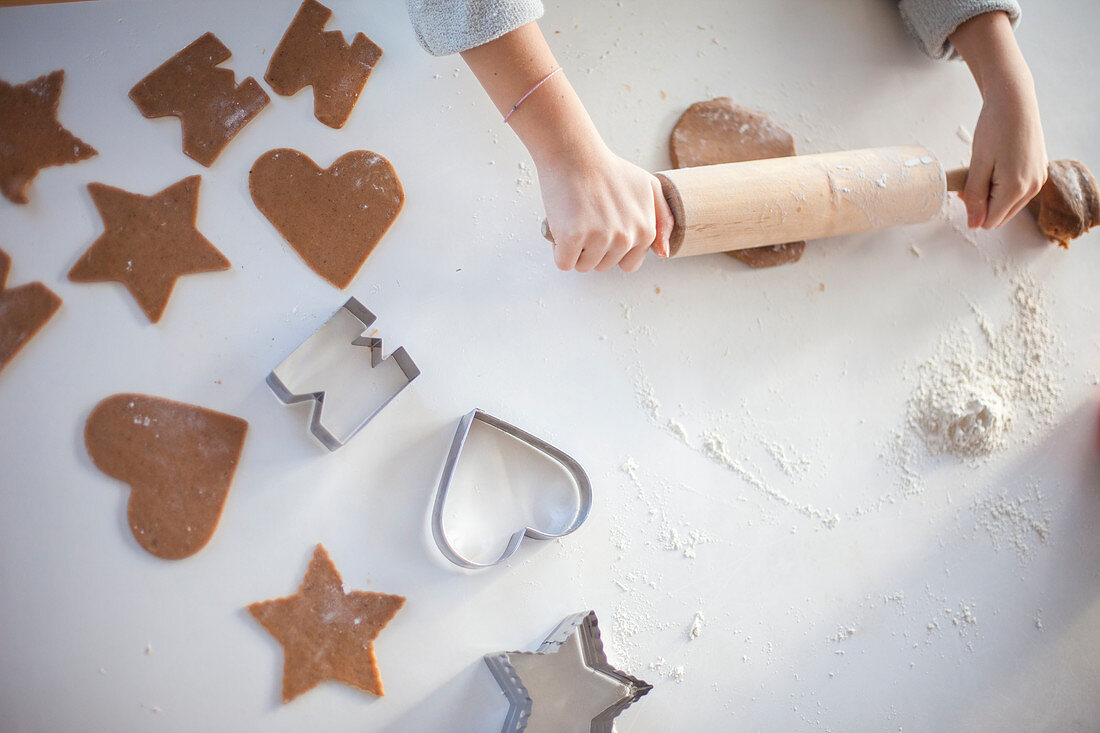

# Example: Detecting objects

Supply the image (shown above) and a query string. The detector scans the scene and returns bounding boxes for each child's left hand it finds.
[962,69,1047,229]
[950,11,1048,230]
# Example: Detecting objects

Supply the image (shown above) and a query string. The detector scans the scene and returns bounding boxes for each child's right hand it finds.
[460,22,671,271]
[538,144,673,272]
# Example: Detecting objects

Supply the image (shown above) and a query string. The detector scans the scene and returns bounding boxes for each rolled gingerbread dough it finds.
[669,98,805,268]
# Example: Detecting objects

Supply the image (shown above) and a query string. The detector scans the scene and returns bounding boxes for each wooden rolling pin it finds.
[542,145,946,258]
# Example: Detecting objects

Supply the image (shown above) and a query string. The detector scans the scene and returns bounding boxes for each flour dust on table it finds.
[907,274,1064,461]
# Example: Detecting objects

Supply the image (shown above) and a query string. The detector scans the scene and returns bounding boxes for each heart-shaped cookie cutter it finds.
[431,409,592,569]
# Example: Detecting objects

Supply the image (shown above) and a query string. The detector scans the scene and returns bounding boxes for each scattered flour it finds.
[687,611,705,641]
[648,656,686,683]
[516,161,535,192]
[971,485,1052,565]
[827,626,856,644]
[628,359,839,527]
[945,602,978,638]
[908,275,1063,460]
[701,432,839,528]
[608,458,705,670]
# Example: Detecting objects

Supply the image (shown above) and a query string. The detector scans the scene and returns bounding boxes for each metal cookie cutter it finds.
[484,610,652,732]
[431,409,592,569]
[266,298,419,450]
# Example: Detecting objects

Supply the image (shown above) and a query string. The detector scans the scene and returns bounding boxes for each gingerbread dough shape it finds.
[1028,159,1099,248]
[267,0,382,129]
[249,148,404,289]
[247,544,405,702]
[68,175,230,323]
[84,394,248,560]
[130,32,270,167]
[670,97,806,268]
[0,248,62,373]
[0,70,97,204]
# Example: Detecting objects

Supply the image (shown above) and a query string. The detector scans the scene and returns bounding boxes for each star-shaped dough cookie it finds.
[0,70,98,204]
[247,544,405,702]
[0,248,62,373]
[68,176,230,323]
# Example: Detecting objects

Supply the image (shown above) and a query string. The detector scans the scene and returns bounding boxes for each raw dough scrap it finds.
[84,394,248,560]
[130,32,270,167]
[0,70,97,204]
[1028,159,1099,248]
[249,148,404,289]
[0,248,62,373]
[670,97,806,268]
[247,544,405,702]
[266,0,382,129]
[68,175,230,323]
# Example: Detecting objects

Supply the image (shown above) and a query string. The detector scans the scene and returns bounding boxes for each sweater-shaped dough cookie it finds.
[670,98,805,269]
[266,0,382,129]
[130,33,270,167]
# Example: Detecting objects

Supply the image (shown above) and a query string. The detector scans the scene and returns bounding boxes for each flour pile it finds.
[908,275,1063,459]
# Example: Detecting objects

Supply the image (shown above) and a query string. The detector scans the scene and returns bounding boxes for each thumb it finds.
[962,157,993,229]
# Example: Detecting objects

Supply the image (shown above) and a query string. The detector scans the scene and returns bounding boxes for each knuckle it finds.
[612,239,632,257]
[560,230,586,249]
[1009,177,1031,195]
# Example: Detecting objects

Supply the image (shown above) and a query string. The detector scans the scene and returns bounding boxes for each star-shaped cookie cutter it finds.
[484,610,652,732]
[266,298,419,450]
[431,409,592,569]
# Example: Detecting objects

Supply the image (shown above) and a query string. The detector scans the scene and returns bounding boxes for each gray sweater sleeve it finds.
[407,0,545,56]
[898,0,1021,59]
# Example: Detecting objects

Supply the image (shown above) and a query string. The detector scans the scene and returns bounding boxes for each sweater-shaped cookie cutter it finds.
[484,610,652,732]
[266,298,419,450]
[431,409,592,569]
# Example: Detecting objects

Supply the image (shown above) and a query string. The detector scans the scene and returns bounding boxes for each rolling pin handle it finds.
[945,167,969,192]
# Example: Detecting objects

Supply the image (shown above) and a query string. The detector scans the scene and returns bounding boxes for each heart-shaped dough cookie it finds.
[249,148,404,289]
[84,394,248,560]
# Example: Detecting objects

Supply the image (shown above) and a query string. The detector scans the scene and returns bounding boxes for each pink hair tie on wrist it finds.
[503,67,563,124]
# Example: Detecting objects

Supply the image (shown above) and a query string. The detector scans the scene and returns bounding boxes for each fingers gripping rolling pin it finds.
[542,146,946,258]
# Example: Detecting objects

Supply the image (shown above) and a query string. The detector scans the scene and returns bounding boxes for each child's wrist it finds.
[508,76,608,170]
[950,11,1031,99]
[528,128,608,172]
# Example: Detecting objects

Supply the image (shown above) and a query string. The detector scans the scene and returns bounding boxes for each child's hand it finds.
[538,145,672,272]
[963,70,1047,229]
[461,22,671,272]
[951,11,1048,229]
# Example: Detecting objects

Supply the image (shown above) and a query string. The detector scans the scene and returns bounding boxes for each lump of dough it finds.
[669,97,805,268]
[1028,159,1099,248]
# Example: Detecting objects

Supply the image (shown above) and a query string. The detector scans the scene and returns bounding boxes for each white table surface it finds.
[2,0,1098,730]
